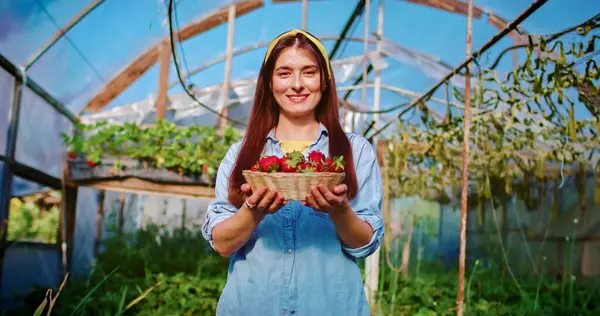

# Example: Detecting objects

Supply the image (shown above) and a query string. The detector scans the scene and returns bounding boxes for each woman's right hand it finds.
[241,184,286,214]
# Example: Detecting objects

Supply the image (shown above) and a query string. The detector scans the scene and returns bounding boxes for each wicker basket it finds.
[242,170,345,200]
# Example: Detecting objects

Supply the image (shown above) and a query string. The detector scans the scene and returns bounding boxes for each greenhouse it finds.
[0,0,599,314]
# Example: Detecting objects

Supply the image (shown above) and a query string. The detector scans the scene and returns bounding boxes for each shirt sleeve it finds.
[341,136,384,259]
[201,141,241,251]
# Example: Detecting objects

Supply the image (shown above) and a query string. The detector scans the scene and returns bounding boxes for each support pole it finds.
[217,5,236,132]
[156,39,171,119]
[365,0,383,310]
[0,78,23,298]
[360,0,370,133]
[456,0,473,315]
[302,0,308,30]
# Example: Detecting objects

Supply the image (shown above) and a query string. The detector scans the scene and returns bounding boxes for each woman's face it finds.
[271,45,323,119]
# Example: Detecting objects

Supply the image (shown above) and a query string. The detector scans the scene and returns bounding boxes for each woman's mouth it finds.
[287,94,309,103]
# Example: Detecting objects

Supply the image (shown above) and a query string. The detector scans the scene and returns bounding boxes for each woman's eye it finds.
[278,72,290,77]
[304,71,316,76]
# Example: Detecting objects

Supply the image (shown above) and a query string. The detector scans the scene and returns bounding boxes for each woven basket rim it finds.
[242,170,345,177]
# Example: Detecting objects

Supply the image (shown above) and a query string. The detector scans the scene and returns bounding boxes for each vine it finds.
[385,17,600,211]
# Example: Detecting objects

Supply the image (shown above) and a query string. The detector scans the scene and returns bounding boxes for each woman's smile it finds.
[287,93,310,103]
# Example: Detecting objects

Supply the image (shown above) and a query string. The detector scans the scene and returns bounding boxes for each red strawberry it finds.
[258,155,281,173]
[250,163,260,172]
[280,156,300,173]
[321,158,334,172]
[67,152,76,160]
[307,150,326,164]
[329,156,345,173]
[87,160,96,168]
[298,161,317,173]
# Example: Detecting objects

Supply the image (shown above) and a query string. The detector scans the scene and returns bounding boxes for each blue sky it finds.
[0,0,598,123]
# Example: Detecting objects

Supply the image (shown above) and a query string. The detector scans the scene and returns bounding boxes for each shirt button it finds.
[287,249,293,254]
[291,311,295,314]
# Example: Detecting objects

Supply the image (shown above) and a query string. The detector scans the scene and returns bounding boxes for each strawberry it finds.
[280,156,300,173]
[67,152,76,160]
[329,155,345,173]
[250,163,260,172]
[321,158,334,172]
[258,155,281,173]
[307,150,326,164]
[298,161,317,173]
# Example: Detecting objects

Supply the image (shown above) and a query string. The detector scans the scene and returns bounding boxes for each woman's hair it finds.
[227,30,358,207]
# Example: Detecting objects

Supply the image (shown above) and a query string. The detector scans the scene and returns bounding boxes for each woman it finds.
[202,29,384,316]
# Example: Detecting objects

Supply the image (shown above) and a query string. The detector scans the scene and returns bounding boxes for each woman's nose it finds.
[291,74,304,92]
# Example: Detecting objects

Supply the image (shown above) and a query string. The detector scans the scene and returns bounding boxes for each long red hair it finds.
[227,31,358,207]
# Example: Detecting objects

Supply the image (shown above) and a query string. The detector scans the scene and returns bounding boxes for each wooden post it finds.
[156,39,171,119]
[365,0,383,311]
[118,192,126,233]
[60,167,78,280]
[456,1,473,315]
[302,0,308,30]
[217,5,236,133]
[94,190,106,256]
[360,0,370,133]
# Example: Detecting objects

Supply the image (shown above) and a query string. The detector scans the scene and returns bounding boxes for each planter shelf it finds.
[65,156,216,199]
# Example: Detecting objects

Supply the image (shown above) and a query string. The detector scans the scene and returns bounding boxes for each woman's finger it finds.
[266,193,285,214]
[257,190,277,211]
[317,185,341,204]
[311,186,331,209]
[332,184,348,196]
[246,187,267,208]
[305,194,321,212]
[241,183,253,196]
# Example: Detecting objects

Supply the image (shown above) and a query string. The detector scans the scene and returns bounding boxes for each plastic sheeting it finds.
[70,188,213,280]
[15,87,72,178]
[1,244,61,309]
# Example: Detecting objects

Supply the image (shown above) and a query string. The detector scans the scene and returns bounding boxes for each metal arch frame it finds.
[81,0,264,114]
[167,36,378,90]
[16,0,524,117]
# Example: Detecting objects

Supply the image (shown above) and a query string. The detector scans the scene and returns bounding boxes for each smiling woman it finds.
[202,29,384,316]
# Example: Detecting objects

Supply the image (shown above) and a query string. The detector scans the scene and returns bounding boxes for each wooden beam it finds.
[156,39,171,119]
[82,0,264,113]
[217,5,237,132]
[401,0,483,19]
[67,177,216,200]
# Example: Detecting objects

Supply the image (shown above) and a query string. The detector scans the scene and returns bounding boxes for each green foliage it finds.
[385,16,600,207]
[14,224,229,316]
[8,196,60,244]
[374,264,600,316]
[61,119,241,180]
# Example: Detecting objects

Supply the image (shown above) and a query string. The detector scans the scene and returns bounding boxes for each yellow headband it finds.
[264,29,332,79]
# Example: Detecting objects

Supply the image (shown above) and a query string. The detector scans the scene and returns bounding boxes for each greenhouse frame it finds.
[0,0,599,314]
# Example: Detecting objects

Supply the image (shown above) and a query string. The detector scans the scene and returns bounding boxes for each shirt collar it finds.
[265,122,329,144]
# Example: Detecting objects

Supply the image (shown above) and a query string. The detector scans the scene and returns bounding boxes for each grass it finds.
[4,222,600,315]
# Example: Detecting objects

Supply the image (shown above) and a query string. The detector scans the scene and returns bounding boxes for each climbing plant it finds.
[384,14,600,214]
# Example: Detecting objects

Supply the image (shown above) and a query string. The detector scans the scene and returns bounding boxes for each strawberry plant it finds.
[61,119,241,182]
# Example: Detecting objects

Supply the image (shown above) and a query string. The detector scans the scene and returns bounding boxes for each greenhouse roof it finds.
[1,0,599,197]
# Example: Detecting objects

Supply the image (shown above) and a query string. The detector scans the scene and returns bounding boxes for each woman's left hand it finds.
[304,184,350,213]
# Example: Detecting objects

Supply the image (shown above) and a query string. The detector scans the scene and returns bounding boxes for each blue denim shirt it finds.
[202,123,384,316]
